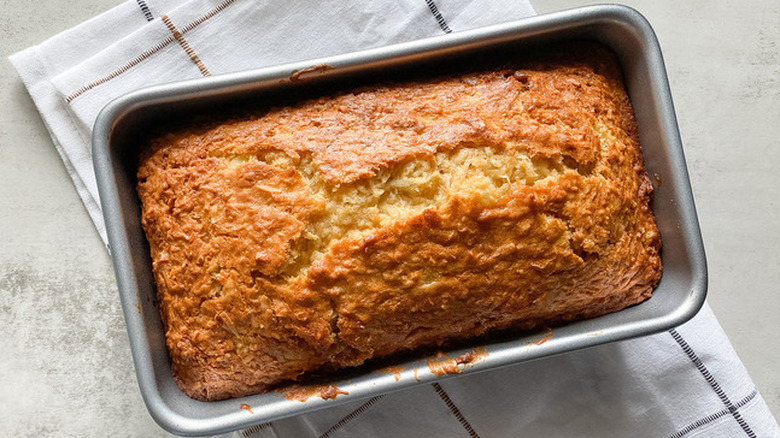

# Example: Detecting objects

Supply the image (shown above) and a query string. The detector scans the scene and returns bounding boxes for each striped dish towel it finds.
[9,1,780,437]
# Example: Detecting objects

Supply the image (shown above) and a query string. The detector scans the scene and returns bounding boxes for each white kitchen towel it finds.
[9,1,780,437]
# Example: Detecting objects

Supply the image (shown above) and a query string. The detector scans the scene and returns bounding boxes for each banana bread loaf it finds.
[137,45,662,401]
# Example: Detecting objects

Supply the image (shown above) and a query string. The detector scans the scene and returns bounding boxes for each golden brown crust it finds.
[137,44,661,401]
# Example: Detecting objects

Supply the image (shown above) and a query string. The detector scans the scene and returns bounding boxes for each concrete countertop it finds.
[2,0,778,436]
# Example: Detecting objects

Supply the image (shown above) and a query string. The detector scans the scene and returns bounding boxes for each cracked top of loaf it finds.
[137,44,662,401]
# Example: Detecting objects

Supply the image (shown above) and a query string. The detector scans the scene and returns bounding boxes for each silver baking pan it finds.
[93,4,707,436]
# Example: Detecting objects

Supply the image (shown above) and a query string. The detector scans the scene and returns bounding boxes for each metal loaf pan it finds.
[93,5,707,436]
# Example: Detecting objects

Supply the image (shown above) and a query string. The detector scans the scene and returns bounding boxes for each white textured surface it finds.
[1,0,778,436]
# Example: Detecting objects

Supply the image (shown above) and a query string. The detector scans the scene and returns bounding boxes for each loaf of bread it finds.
[137,45,662,401]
